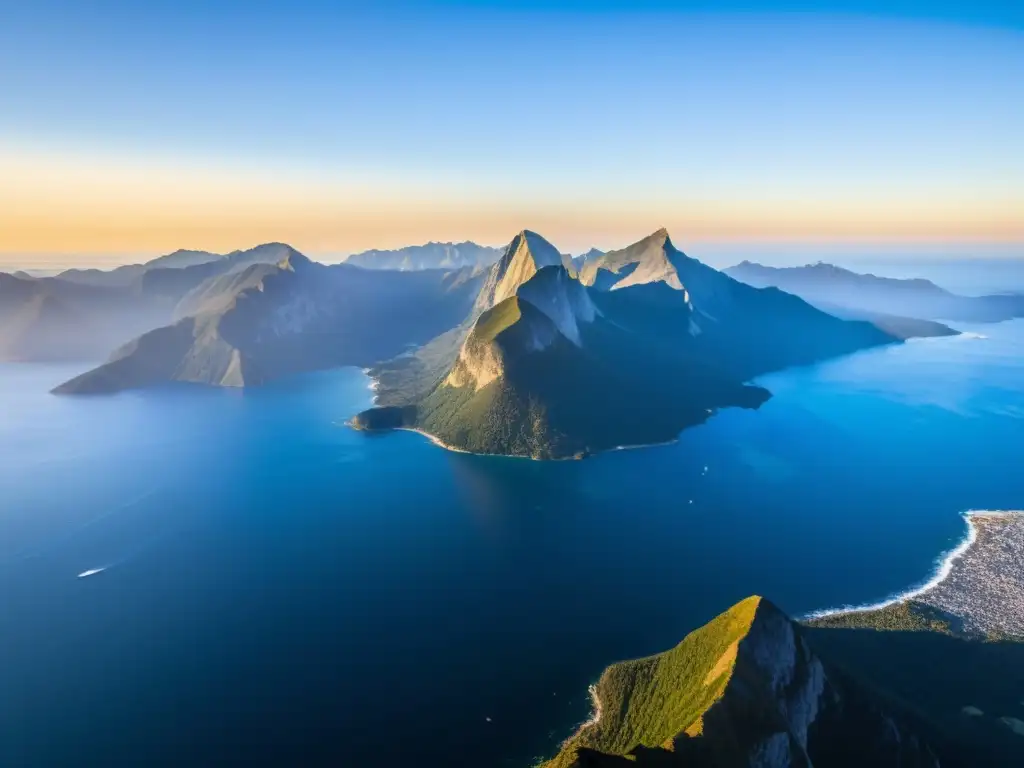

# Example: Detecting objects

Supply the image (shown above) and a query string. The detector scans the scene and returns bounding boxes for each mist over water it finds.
[1,321,1023,767]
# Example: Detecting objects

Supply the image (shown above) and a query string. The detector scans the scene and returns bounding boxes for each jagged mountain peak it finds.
[224,242,305,265]
[476,229,568,312]
[647,226,671,242]
[502,230,564,274]
[579,228,693,292]
[447,260,598,393]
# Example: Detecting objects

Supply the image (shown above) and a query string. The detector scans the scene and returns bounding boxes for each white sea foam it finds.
[803,510,1019,621]
[560,683,603,749]
[582,683,602,729]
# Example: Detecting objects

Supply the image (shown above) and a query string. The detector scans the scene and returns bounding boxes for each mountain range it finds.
[55,249,226,287]
[0,244,307,363]
[53,250,485,394]
[343,241,502,271]
[726,261,1024,325]
[3,235,974,453]
[352,229,899,458]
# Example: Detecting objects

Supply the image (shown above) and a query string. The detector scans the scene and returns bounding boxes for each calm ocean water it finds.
[2,320,1023,767]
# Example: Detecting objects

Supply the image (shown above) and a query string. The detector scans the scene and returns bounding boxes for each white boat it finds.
[77,567,106,578]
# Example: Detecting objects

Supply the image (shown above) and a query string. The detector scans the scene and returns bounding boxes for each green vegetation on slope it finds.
[546,597,763,768]
[804,601,956,635]
[473,296,523,342]
[406,311,767,458]
[544,594,1023,768]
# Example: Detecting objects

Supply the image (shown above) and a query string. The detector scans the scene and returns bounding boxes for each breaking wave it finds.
[802,509,1019,620]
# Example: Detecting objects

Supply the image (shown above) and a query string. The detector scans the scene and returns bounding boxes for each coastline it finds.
[361,368,379,405]
[395,427,476,456]
[355,368,722,461]
[540,682,602,767]
[561,683,603,748]
[390,426,686,461]
[804,510,1024,636]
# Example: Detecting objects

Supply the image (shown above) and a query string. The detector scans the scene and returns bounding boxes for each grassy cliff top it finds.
[545,596,764,767]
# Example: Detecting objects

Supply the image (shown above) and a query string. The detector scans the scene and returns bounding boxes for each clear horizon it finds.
[3,0,1022,264]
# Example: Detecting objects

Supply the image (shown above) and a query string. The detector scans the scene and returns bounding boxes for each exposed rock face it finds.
[578,229,739,338]
[475,230,568,312]
[700,600,940,768]
[517,265,597,345]
[444,234,597,391]
[550,597,941,768]
[444,297,565,390]
[580,228,689,292]
[444,302,523,390]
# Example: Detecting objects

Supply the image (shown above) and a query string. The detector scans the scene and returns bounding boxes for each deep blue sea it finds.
[2,321,1023,767]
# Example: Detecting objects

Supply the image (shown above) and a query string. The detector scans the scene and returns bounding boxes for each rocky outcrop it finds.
[474,230,569,312]
[549,597,940,768]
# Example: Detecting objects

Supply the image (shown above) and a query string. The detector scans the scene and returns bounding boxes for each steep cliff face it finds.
[445,260,597,392]
[549,597,941,768]
[517,265,597,345]
[475,230,569,312]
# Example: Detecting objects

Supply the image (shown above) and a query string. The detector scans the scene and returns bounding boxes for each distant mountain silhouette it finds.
[0,244,306,362]
[54,249,485,394]
[344,241,501,270]
[726,261,1024,324]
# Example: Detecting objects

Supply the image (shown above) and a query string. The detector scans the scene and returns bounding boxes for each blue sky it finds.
[1,0,1021,262]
